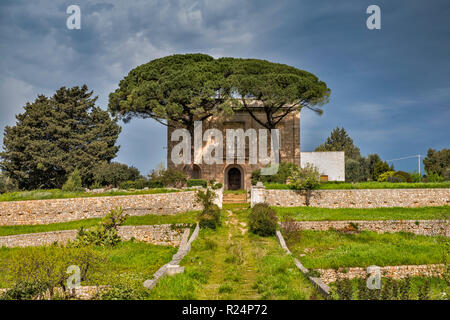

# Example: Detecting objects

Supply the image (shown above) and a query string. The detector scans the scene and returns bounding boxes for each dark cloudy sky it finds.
[1,0,449,175]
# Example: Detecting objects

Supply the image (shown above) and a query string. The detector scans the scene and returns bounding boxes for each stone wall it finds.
[0,191,201,226]
[287,220,449,237]
[0,224,189,247]
[318,264,446,284]
[253,188,450,208]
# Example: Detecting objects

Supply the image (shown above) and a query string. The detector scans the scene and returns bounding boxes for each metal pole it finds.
[418,154,421,176]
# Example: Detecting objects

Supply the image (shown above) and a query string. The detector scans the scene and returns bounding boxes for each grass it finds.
[223,189,247,195]
[0,188,185,202]
[0,241,177,289]
[264,181,450,190]
[148,204,320,300]
[286,229,448,269]
[328,276,449,300]
[274,206,449,221]
[0,211,199,237]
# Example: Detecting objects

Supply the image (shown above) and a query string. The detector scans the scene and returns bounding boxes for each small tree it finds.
[249,203,278,236]
[288,163,320,206]
[62,169,83,192]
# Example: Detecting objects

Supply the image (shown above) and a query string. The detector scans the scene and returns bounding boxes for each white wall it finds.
[300,152,345,181]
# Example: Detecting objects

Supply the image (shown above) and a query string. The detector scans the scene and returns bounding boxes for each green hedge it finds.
[187,179,208,188]
[264,181,450,190]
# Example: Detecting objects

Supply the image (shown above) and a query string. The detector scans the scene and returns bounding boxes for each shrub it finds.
[392,171,412,183]
[195,188,217,210]
[426,172,444,183]
[377,171,395,182]
[62,169,84,192]
[410,172,422,183]
[0,280,47,300]
[198,204,221,229]
[92,162,141,187]
[288,164,320,206]
[251,162,299,185]
[160,168,187,187]
[281,217,302,245]
[6,246,103,299]
[249,203,278,236]
[211,182,223,190]
[119,179,148,190]
[69,207,128,247]
[0,172,18,194]
[187,179,208,188]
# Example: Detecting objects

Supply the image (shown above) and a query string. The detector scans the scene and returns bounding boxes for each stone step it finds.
[223,193,247,204]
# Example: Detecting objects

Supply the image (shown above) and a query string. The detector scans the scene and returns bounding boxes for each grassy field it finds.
[148,204,320,300]
[265,181,450,190]
[274,206,449,221]
[0,211,199,237]
[285,229,447,269]
[0,241,177,289]
[0,188,184,202]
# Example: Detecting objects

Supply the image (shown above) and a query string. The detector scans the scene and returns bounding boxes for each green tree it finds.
[62,169,83,192]
[93,162,141,187]
[225,58,330,130]
[423,148,449,179]
[288,163,320,206]
[315,127,361,160]
[373,160,391,181]
[0,86,121,189]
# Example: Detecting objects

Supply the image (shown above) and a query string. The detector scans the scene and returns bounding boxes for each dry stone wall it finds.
[257,188,450,208]
[289,220,449,237]
[318,264,446,284]
[0,224,189,247]
[0,191,201,226]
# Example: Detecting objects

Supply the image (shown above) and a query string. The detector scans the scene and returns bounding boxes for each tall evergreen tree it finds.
[315,127,361,160]
[0,85,121,189]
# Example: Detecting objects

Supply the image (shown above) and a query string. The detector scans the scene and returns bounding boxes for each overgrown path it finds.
[150,203,319,299]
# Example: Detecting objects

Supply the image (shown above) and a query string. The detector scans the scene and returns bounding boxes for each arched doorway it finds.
[183,164,202,179]
[225,165,244,190]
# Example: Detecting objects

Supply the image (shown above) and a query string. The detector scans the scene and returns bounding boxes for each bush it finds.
[0,172,17,194]
[251,162,299,185]
[211,182,222,190]
[249,203,278,236]
[6,245,103,299]
[187,179,208,188]
[119,179,147,190]
[160,168,187,187]
[288,164,320,206]
[198,204,221,229]
[377,171,395,182]
[62,169,84,192]
[93,162,141,187]
[426,172,444,183]
[195,188,217,209]
[410,172,422,183]
[392,171,412,183]
[69,207,128,247]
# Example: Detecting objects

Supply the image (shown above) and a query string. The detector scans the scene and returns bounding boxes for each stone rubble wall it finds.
[0,191,201,226]
[288,220,449,237]
[254,188,450,208]
[0,224,189,248]
[318,264,447,284]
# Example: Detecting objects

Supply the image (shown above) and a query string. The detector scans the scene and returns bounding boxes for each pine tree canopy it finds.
[0,85,121,190]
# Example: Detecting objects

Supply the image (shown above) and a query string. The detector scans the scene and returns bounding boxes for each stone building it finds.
[167,101,344,190]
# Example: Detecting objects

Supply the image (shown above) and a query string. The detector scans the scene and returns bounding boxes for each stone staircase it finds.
[223,192,247,204]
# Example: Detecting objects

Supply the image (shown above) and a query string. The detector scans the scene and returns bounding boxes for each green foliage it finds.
[249,203,278,236]
[423,148,449,179]
[426,172,444,183]
[187,179,208,188]
[196,189,221,229]
[410,171,422,183]
[0,171,17,194]
[5,245,103,299]
[392,171,413,183]
[0,280,48,300]
[373,160,392,181]
[62,169,83,192]
[377,170,396,182]
[93,162,141,187]
[159,168,187,188]
[345,158,367,183]
[211,182,223,190]
[69,207,128,247]
[315,127,361,160]
[198,204,221,230]
[0,85,121,190]
[251,162,299,185]
[288,163,320,191]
